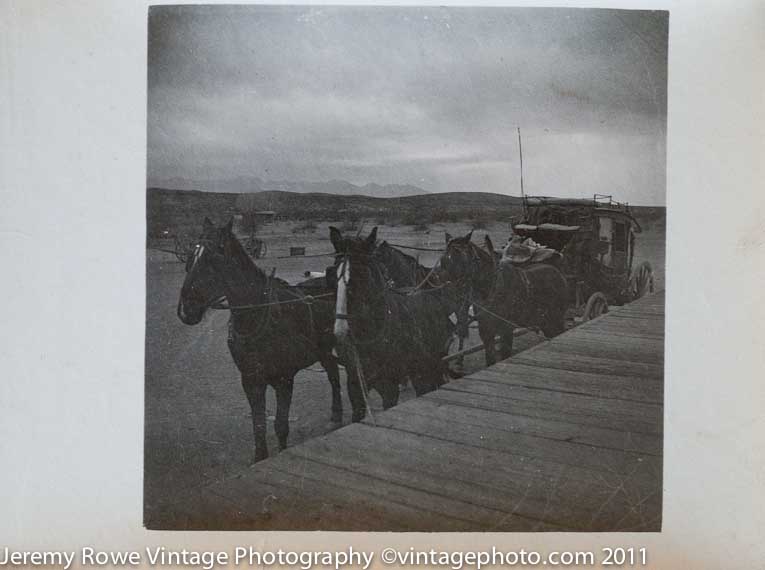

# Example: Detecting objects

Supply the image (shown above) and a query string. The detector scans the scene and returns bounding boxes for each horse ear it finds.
[203,216,214,229]
[465,230,474,241]
[445,231,453,244]
[329,226,343,251]
[366,226,377,247]
[484,234,495,252]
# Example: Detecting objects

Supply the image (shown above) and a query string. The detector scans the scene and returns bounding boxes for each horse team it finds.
[177,218,568,461]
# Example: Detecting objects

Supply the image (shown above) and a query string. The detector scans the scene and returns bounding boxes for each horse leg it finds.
[274,376,295,451]
[347,375,366,423]
[339,346,367,423]
[479,319,497,367]
[241,373,268,463]
[542,304,567,338]
[320,353,343,425]
[380,380,400,409]
[498,325,514,360]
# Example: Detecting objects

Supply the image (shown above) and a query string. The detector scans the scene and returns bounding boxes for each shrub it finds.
[402,211,429,230]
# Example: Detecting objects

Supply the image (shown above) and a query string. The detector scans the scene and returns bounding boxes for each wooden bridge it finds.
[160,291,664,531]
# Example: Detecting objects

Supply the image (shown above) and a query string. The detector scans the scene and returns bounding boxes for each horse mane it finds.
[449,235,496,267]
[379,241,419,265]
[377,241,430,286]
[223,230,289,289]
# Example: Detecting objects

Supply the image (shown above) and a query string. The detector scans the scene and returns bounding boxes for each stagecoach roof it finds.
[524,197,596,207]
[514,223,581,232]
[522,196,642,233]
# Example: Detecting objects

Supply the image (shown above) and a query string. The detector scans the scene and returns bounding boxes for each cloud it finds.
[148,6,667,205]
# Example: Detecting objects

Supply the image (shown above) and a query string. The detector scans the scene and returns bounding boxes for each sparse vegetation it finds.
[401,211,430,231]
[340,212,361,231]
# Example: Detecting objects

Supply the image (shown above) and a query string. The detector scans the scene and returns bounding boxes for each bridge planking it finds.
[158,291,664,531]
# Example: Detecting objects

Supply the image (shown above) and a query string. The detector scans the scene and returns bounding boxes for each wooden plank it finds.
[542,337,664,365]
[608,309,665,320]
[435,377,662,434]
[566,329,665,346]
[427,387,662,435]
[511,348,664,380]
[446,372,662,414]
[613,303,665,315]
[293,423,661,531]
[269,451,555,531]
[553,330,664,350]
[472,362,663,404]
[385,397,661,456]
[206,458,442,531]
[572,328,664,342]
[232,452,534,531]
[583,312,664,325]
[576,318,665,338]
[368,404,656,474]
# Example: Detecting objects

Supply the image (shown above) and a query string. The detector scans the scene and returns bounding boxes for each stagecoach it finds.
[512,194,654,321]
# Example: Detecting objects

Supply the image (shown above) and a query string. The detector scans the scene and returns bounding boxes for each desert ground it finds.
[144,219,665,526]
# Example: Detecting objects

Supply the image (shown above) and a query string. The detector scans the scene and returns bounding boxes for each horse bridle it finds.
[334,254,351,322]
[333,250,398,347]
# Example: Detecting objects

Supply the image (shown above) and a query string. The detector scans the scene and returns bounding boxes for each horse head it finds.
[329,226,382,342]
[438,230,498,298]
[177,217,230,325]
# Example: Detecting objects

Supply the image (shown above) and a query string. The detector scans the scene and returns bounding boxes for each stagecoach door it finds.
[597,216,613,266]
[612,221,628,273]
[597,215,629,274]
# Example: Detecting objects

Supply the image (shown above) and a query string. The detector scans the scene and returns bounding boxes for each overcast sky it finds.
[148,6,667,205]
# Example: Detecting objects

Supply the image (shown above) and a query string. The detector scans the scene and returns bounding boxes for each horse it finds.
[438,231,568,366]
[330,226,457,411]
[176,217,361,462]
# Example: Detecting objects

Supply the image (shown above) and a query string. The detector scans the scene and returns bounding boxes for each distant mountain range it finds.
[152,176,429,198]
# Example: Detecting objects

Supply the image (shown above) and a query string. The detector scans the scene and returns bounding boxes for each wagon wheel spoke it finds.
[631,261,654,299]
[583,292,608,321]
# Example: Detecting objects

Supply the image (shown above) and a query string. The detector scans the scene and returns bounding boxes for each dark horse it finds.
[438,231,568,366]
[330,227,456,410]
[177,218,358,462]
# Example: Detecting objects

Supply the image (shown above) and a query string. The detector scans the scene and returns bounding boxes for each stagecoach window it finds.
[613,222,627,252]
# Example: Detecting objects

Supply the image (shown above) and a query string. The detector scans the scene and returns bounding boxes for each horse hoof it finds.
[351,412,366,423]
[252,450,269,464]
[330,413,343,424]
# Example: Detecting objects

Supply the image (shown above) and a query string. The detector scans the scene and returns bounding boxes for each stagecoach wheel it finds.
[583,292,609,321]
[631,261,654,299]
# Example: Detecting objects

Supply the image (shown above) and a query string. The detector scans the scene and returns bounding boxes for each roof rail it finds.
[593,194,630,212]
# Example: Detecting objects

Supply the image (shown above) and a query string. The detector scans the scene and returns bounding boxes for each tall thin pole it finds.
[517,126,527,219]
